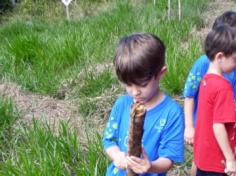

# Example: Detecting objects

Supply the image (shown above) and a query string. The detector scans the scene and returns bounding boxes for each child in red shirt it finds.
[194,24,236,175]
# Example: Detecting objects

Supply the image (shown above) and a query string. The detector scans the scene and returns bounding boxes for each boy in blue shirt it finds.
[103,32,184,176]
[183,11,236,176]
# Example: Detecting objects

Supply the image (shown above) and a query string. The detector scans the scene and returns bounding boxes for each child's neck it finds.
[207,62,223,76]
[145,90,165,110]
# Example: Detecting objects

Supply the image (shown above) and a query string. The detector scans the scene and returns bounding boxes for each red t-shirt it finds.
[194,74,236,173]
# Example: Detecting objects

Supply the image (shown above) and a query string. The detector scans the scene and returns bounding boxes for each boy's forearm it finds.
[213,123,235,161]
[184,97,194,127]
[147,157,173,173]
[105,145,122,161]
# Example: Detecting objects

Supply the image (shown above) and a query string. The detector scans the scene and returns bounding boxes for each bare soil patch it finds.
[0,82,84,135]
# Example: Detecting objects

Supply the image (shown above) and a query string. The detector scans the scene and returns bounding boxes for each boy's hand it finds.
[113,151,127,169]
[225,159,236,175]
[126,149,151,174]
[184,126,195,145]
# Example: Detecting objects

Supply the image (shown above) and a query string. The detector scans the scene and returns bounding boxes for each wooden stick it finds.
[127,103,146,176]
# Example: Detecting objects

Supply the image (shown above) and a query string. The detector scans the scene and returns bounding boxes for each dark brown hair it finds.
[205,24,236,61]
[114,32,165,85]
[212,11,236,29]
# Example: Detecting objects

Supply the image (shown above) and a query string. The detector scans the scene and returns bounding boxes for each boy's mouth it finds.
[134,98,145,103]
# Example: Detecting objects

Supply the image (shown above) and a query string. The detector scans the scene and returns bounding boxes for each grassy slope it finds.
[0,0,208,96]
[0,0,213,175]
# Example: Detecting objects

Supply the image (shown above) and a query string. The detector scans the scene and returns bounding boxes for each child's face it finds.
[221,52,236,73]
[122,76,160,105]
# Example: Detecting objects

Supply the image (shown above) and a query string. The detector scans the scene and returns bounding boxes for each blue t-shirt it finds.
[102,94,184,176]
[183,54,236,125]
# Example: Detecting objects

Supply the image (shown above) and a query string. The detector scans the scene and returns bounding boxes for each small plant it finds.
[0,96,18,162]
[0,97,17,131]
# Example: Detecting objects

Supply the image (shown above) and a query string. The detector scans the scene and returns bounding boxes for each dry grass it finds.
[0,81,84,135]
[194,0,236,40]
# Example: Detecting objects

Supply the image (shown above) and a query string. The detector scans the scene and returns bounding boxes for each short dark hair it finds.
[205,24,236,61]
[212,11,236,29]
[114,32,165,85]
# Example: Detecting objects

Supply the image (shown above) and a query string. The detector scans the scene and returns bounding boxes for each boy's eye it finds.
[139,82,149,87]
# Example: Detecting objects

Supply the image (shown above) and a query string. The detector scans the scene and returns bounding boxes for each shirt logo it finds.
[160,119,166,126]
[154,119,166,133]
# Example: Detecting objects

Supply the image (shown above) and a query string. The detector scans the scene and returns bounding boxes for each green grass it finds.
[0,97,18,168]
[0,82,109,175]
[75,69,119,116]
[0,0,212,97]
[0,0,217,174]
[0,120,109,176]
[0,97,108,175]
[0,97,17,130]
[78,69,117,98]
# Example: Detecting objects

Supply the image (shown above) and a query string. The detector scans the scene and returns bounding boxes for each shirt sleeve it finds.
[223,69,236,101]
[233,83,236,101]
[183,55,209,98]
[232,70,236,100]
[102,98,122,150]
[158,106,185,163]
[213,89,236,123]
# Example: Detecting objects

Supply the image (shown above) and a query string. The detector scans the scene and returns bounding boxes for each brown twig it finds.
[127,103,146,176]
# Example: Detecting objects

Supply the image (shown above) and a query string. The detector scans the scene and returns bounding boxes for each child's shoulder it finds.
[189,54,209,75]
[194,54,209,66]
[114,94,133,106]
[161,95,183,113]
[158,95,184,125]
[116,94,132,101]
[204,74,233,89]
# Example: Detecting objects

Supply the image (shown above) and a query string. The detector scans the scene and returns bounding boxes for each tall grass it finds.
[0,1,216,174]
[0,97,18,164]
[0,0,212,97]
[73,69,119,116]
[0,120,109,175]
[0,97,108,175]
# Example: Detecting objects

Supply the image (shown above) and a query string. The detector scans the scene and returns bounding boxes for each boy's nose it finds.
[132,87,141,96]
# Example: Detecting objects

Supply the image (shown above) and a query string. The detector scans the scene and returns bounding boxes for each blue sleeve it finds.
[183,55,209,98]
[158,106,185,163]
[234,80,236,100]
[231,69,236,100]
[102,98,122,150]
[223,69,236,101]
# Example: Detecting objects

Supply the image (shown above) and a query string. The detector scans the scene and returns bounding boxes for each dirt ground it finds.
[0,82,83,132]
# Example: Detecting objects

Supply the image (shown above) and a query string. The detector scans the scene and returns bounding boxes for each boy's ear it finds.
[215,52,225,62]
[156,65,167,79]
